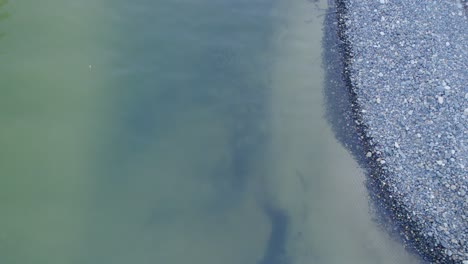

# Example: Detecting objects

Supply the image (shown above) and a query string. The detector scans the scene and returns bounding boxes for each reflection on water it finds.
[0,0,422,263]
[259,205,289,264]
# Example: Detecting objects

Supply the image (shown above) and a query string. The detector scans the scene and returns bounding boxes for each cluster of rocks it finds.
[329,0,467,263]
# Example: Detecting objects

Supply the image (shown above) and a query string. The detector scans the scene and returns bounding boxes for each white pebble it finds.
[394,142,400,148]
[376,97,381,104]
[437,96,444,104]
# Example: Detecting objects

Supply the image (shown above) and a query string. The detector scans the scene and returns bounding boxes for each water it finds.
[0,0,420,263]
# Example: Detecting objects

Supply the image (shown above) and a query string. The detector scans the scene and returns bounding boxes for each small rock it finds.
[438,96,444,104]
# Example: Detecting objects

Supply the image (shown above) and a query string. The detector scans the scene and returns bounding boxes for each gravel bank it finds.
[329,0,467,263]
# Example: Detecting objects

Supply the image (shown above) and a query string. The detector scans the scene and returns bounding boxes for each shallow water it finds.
[0,0,420,263]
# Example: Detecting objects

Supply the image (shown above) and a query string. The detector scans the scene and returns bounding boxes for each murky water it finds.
[0,0,420,263]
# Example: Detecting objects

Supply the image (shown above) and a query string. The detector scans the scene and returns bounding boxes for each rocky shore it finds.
[326,0,467,263]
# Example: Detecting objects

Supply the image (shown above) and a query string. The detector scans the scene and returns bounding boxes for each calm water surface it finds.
[0,0,420,263]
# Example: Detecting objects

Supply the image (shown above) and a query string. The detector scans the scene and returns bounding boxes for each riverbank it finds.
[265,0,418,263]
[330,0,467,262]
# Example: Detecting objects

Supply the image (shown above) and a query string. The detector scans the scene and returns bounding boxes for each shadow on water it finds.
[258,204,289,264]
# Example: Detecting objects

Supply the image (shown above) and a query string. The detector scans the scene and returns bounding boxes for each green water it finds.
[0,0,419,263]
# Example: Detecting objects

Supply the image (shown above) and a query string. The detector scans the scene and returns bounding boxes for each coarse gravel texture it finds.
[328,0,467,263]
